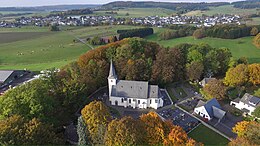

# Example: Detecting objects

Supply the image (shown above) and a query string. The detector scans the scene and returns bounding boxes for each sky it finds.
[0,0,242,7]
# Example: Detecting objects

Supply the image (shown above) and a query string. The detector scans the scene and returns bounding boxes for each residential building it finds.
[230,93,260,115]
[194,98,226,121]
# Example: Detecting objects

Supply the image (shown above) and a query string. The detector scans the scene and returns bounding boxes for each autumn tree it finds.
[186,61,204,82]
[202,79,227,100]
[231,121,260,145]
[140,112,173,145]
[164,125,188,145]
[105,116,145,146]
[0,115,63,145]
[151,48,185,85]
[224,64,249,87]
[248,63,260,85]
[81,101,111,145]
[250,27,259,36]
[253,33,260,48]
[193,28,206,39]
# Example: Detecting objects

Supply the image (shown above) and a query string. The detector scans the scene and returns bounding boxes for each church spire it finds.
[108,59,117,79]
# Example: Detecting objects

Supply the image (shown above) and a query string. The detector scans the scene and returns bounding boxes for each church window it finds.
[155,99,158,103]
[138,100,140,104]
[150,100,152,104]
[129,99,131,103]
[121,98,124,103]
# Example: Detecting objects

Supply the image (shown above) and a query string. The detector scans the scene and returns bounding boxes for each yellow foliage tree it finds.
[232,121,250,137]
[248,63,260,85]
[81,101,111,145]
[253,33,260,48]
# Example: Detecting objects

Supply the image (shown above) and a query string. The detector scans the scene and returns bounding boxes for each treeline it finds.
[232,0,260,9]
[159,25,196,40]
[117,28,154,40]
[87,36,118,45]
[102,1,229,11]
[48,8,93,17]
[205,24,260,39]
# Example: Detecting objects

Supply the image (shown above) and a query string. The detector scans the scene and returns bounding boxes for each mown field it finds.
[0,25,139,71]
[188,124,229,145]
[147,28,260,63]
[92,8,176,18]
[184,5,259,16]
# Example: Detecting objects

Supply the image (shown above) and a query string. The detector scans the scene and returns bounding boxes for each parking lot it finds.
[158,108,200,132]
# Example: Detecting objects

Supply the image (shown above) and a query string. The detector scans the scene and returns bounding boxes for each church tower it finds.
[108,60,117,96]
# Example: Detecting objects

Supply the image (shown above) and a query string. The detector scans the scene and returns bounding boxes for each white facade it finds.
[108,61,163,109]
[109,96,163,109]
[194,106,211,121]
[230,101,256,115]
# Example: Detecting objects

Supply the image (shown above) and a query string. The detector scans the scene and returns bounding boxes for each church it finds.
[108,60,164,109]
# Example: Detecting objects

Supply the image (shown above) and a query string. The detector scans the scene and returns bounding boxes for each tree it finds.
[49,24,59,31]
[140,112,173,145]
[250,27,259,36]
[232,121,250,137]
[81,101,111,145]
[248,63,260,85]
[0,79,57,122]
[254,88,260,97]
[164,125,188,145]
[186,61,204,82]
[202,79,227,100]
[229,137,251,146]
[193,28,206,39]
[77,116,89,145]
[231,121,260,145]
[151,48,185,85]
[253,33,260,48]
[252,106,260,118]
[224,64,249,87]
[0,115,63,145]
[105,116,145,146]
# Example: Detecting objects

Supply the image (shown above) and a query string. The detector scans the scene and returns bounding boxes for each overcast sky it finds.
[0,0,241,7]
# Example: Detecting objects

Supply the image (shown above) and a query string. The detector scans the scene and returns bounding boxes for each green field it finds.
[184,5,259,16]
[188,124,229,145]
[92,8,175,18]
[146,29,260,63]
[0,25,140,71]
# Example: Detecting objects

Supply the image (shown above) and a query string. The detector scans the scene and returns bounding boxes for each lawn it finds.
[92,8,176,18]
[146,30,260,63]
[166,86,178,102]
[184,5,259,16]
[188,124,229,145]
[175,87,188,98]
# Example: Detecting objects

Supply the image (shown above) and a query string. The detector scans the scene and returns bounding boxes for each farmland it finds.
[91,8,176,18]
[0,25,140,71]
[146,28,260,63]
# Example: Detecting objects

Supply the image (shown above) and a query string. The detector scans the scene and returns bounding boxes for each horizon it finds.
[0,0,243,7]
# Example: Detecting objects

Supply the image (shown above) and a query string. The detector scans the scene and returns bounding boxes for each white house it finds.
[230,93,260,115]
[194,98,226,121]
[108,61,163,109]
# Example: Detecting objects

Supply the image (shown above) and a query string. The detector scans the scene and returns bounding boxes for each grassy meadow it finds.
[0,25,142,71]
[146,28,260,63]
[184,5,260,16]
[188,124,229,145]
[92,8,176,18]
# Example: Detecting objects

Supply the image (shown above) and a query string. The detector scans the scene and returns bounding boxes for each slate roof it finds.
[0,70,14,83]
[108,60,117,79]
[111,80,161,99]
[240,93,260,107]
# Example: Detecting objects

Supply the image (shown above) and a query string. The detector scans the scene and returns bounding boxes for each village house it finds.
[194,98,226,121]
[108,61,163,109]
[199,77,216,87]
[230,93,260,116]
